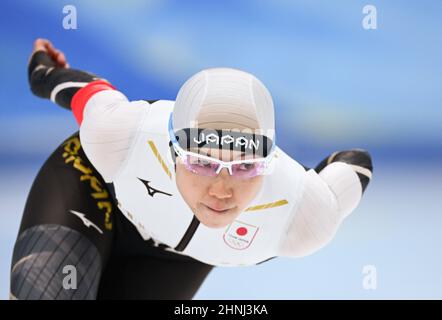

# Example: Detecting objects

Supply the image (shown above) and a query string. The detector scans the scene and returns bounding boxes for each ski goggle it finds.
[173,144,275,178]
[168,115,276,179]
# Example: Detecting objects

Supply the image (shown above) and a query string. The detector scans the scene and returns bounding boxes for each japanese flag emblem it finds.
[223,220,259,250]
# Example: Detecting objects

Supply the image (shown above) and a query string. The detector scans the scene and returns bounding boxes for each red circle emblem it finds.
[236,227,248,236]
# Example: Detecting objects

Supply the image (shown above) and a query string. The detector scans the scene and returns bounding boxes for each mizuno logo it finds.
[138,178,172,197]
[193,133,259,150]
[69,210,103,234]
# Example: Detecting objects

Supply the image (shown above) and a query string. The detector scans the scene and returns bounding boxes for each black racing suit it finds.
[10,51,373,300]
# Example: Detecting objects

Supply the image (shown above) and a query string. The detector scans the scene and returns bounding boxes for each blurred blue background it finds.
[1,0,441,299]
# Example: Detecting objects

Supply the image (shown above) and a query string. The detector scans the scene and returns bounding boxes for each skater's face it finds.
[175,147,264,229]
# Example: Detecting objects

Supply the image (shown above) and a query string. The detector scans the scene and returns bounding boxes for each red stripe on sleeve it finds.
[71,80,116,125]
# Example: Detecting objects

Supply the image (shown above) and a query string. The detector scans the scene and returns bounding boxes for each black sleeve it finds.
[28,51,101,110]
[314,149,373,193]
